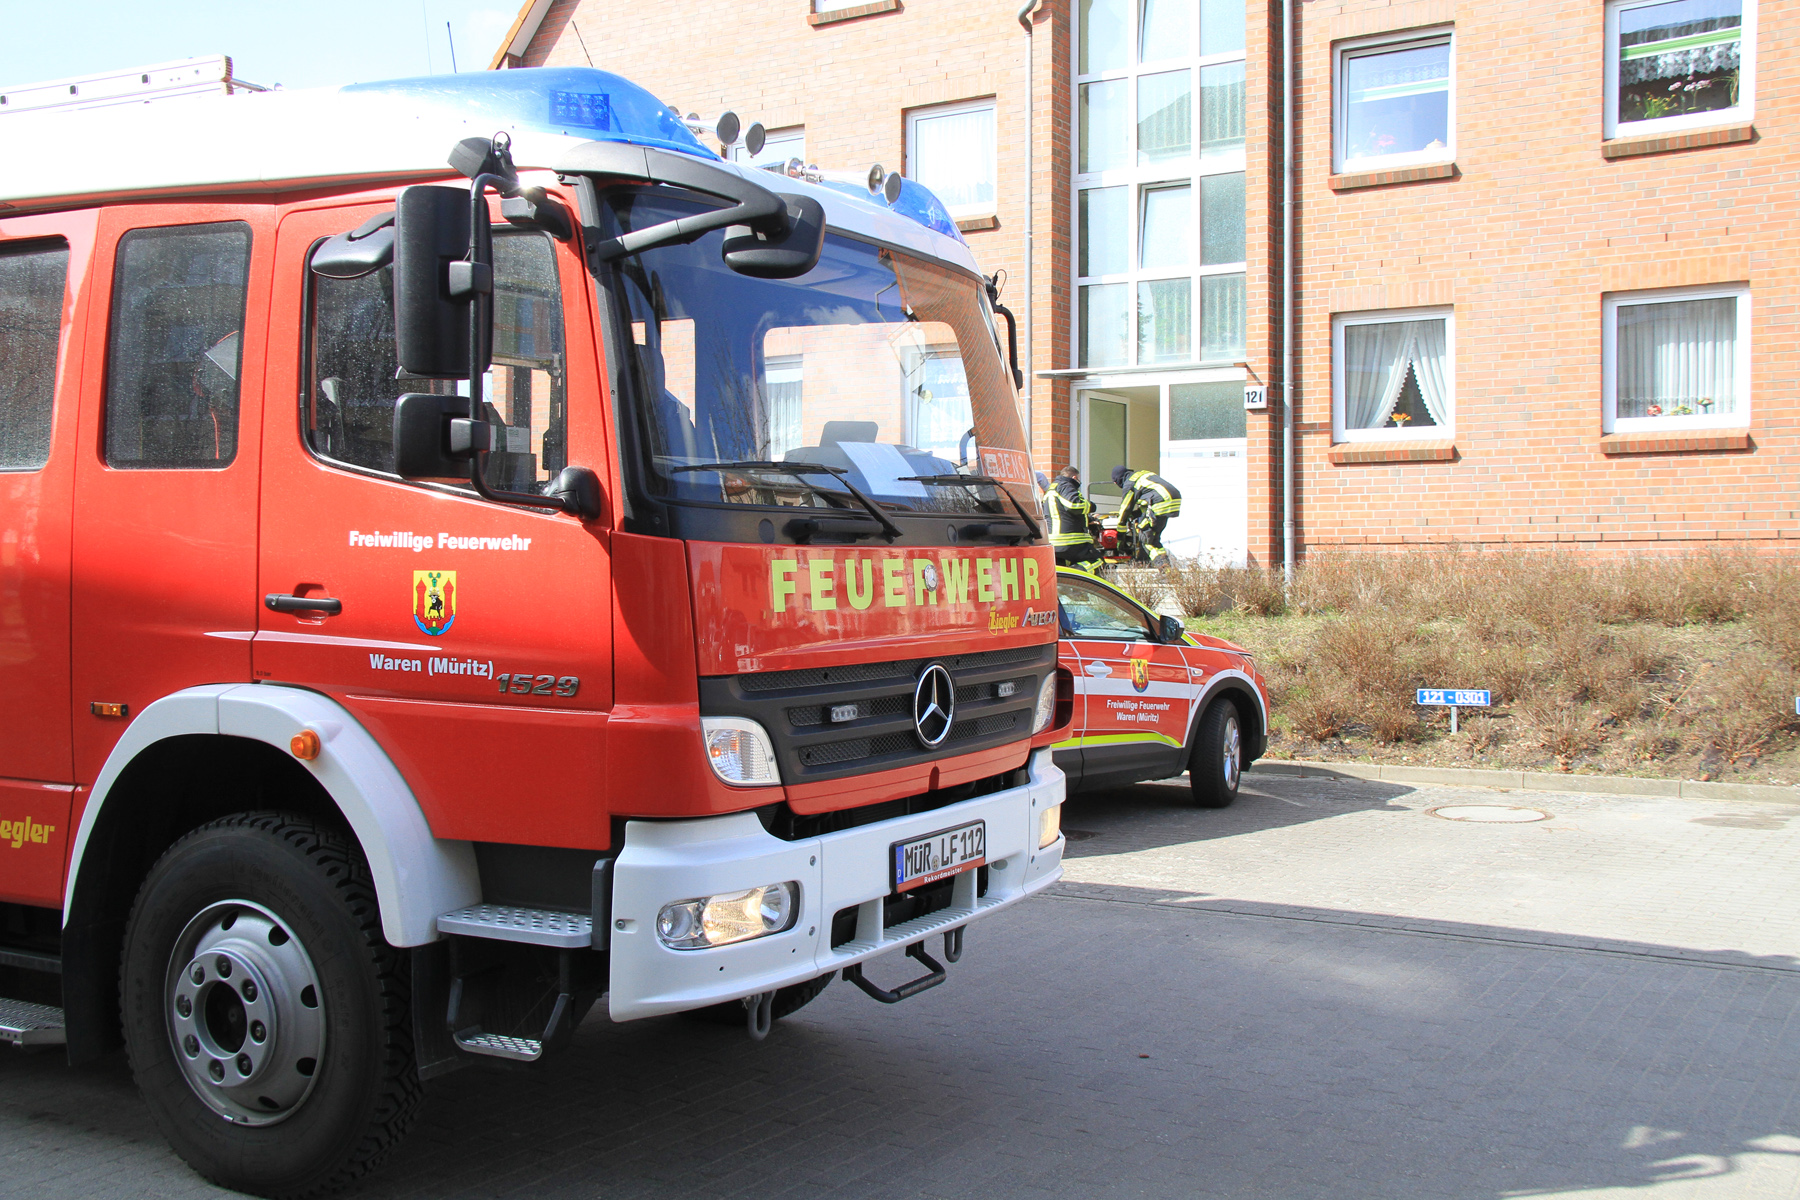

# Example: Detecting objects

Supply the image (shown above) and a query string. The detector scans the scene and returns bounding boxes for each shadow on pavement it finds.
[1060,771,1417,858]
[5,885,1796,1200]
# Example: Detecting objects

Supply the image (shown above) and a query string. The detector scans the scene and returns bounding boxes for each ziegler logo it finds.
[1130,657,1151,693]
[2,816,55,849]
[413,570,457,636]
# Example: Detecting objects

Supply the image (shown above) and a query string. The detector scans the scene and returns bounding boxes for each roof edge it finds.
[489,0,555,69]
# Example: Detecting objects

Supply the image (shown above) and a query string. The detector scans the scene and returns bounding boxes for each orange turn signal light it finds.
[90,701,129,718]
[290,730,322,761]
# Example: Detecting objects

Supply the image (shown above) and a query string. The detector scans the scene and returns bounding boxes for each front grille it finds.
[699,641,1057,785]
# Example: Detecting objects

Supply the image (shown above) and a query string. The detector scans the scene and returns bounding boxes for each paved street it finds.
[5,774,1800,1200]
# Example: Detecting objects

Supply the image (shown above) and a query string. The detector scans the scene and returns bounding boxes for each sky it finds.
[0,0,523,92]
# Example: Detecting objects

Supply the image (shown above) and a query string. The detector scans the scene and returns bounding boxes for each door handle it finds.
[265,593,343,616]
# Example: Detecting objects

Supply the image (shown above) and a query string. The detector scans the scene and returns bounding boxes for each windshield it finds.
[606,190,1034,521]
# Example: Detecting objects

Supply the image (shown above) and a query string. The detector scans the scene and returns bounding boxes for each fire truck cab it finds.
[0,68,1068,1197]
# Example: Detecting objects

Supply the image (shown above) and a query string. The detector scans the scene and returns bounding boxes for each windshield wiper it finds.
[670,461,903,539]
[899,473,1042,540]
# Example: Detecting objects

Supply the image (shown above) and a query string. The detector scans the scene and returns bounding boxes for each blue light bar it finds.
[341,68,713,160]
[803,177,967,245]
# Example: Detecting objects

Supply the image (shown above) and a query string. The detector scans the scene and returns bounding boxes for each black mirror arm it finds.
[559,141,788,262]
[460,170,578,516]
[992,301,1024,391]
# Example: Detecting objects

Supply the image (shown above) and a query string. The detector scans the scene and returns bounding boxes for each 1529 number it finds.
[496,673,580,698]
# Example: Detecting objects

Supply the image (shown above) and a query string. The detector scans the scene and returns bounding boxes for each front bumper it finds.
[607,747,1065,1021]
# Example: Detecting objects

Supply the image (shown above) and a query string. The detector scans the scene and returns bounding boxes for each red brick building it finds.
[493,0,1794,563]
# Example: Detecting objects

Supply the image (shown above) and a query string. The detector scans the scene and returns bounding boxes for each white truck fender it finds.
[65,684,480,947]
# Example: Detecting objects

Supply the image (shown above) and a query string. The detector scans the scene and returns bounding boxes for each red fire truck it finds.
[0,68,1070,1196]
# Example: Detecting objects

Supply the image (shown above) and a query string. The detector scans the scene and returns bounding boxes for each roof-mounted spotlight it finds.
[679,111,762,158]
[867,164,903,205]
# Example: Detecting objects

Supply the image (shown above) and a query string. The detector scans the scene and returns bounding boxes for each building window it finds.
[1075,0,1246,369]
[1603,285,1749,432]
[731,127,805,170]
[764,355,803,459]
[1334,30,1453,173]
[906,100,995,217]
[1332,308,1453,442]
[1605,0,1753,139]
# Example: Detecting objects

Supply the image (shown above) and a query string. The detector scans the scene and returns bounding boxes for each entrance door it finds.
[70,206,269,784]
[1082,394,1128,511]
[254,201,614,851]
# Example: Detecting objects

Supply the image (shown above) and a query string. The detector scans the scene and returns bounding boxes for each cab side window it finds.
[1060,578,1155,642]
[306,229,567,494]
[0,240,69,471]
[104,222,251,469]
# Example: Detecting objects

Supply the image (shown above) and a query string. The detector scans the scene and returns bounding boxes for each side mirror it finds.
[393,185,476,378]
[393,393,488,480]
[310,212,395,280]
[1160,614,1187,644]
[722,193,826,279]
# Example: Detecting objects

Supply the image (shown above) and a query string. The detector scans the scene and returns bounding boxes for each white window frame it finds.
[1601,283,1750,434]
[1333,28,1456,175]
[1604,0,1755,140]
[1072,0,1248,370]
[731,126,805,170]
[905,99,997,219]
[1331,306,1455,443]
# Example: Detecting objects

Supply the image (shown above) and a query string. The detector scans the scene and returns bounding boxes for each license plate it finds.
[892,820,986,893]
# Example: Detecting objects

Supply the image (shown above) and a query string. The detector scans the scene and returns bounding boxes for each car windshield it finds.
[606,190,1033,519]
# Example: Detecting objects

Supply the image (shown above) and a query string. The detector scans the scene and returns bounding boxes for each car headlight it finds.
[701,717,780,785]
[656,882,799,950]
[1038,803,1062,848]
[1031,673,1058,733]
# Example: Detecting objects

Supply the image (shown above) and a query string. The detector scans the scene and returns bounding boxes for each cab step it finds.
[436,904,592,948]
[0,997,66,1048]
[452,1028,545,1062]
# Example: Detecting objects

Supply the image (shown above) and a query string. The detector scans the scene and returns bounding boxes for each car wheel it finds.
[1188,699,1242,809]
[120,813,423,1198]
[682,972,836,1026]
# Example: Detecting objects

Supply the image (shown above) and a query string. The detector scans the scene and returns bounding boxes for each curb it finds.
[1247,759,1800,806]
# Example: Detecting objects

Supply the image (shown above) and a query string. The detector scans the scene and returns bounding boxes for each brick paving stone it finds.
[4,775,1800,1199]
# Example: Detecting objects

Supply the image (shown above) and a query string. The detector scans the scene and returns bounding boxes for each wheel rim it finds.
[164,900,326,1127]
[1221,717,1241,791]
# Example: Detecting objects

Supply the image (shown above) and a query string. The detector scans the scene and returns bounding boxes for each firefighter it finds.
[1111,465,1182,568]
[1046,465,1102,573]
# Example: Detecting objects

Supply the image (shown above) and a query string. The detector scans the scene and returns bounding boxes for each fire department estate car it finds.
[0,68,1074,1197]
[1052,568,1268,806]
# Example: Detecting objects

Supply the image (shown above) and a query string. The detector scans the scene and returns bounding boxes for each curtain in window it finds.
[1616,297,1736,418]
[915,109,995,210]
[1343,318,1447,429]
[765,361,803,458]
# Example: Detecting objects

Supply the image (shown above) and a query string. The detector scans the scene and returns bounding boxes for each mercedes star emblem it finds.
[912,662,956,748]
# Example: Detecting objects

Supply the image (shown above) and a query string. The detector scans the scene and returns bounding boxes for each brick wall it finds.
[1284,0,1798,554]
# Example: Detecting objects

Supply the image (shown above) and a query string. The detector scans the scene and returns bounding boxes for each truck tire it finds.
[1188,698,1242,809]
[683,972,835,1026]
[120,813,423,1199]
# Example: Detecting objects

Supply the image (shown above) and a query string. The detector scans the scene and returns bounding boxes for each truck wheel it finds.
[1188,699,1242,809]
[120,813,422,1199]
[683,972,835,1026]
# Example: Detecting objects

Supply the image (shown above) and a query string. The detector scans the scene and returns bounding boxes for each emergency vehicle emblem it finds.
[1130,656,1151,693]
[413,570,457,636]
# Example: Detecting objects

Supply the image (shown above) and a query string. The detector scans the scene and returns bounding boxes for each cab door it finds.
[1056,575,1192,789]
[254,198,614,850]
[70,206,269,783]
[0,211,92,906]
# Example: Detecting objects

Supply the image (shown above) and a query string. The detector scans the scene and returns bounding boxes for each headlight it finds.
[701,717,780,785]
[1031,673,1058,733]
[656,882,799,950]
[1038,803,1062,848]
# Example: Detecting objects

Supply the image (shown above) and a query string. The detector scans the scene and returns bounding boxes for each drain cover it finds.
[1426,804,1551,824]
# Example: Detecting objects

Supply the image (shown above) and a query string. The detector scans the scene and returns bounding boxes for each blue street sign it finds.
[1417,689,1491,707]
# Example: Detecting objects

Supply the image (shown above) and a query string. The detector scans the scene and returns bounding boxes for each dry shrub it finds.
[1461,714,1505,756]
[1625,722,1681,763]
[1743,560,1800,668]
[1593,549,1752,626]
[1679,652,1799,765]
[1167,562,1230,617]
[1518,695,1602,764]
[1365,694,1420,744]
[1284,682,1351,742]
